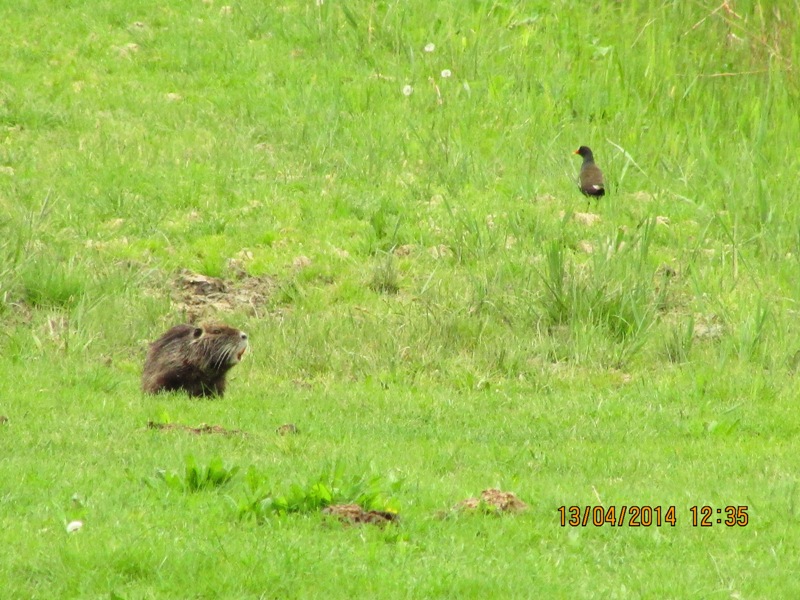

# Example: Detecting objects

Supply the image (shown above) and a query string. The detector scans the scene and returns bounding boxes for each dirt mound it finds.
[146,420,243,436]
[171,269,273,320]
[455,488,528,514]
[276,423,299,435]
[322,504,399,526]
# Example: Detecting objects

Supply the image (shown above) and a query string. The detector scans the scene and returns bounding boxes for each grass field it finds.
[2,0,800,597]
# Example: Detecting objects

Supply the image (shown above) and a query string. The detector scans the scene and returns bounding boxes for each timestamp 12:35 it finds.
[557,505,749,527]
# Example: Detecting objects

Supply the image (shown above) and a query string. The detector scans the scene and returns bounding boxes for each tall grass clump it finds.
[538,238,661,354]
[18,259,88,309]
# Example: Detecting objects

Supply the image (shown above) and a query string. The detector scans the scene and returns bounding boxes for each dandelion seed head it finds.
[424,43,435,53]
[441,69,452,78]
[402,84,413,96]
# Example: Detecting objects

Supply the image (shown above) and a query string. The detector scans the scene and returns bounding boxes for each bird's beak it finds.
[573,149,579,155]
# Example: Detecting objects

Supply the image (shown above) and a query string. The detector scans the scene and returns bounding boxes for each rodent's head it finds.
[190,324,249,372]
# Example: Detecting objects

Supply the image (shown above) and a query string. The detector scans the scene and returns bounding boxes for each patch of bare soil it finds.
[146,421,243,436]
[657,264,678,278]
[559,211,602,226]
[275,423,299,435]
[171,269,274,320]
[454,489,528,515]
[321,504,399,526]
[4,299,33,324]
[693,315,725,340]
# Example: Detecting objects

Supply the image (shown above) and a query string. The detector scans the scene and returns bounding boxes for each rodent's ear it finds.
[193,327,203,338]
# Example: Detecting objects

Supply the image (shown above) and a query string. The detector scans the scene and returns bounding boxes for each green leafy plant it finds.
[155,456,241,493]
[237,464,401,522]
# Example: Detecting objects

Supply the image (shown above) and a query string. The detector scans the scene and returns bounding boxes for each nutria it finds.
[142,323,248,397]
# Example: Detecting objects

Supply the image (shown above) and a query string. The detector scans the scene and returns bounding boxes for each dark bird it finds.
[574,146,605,198]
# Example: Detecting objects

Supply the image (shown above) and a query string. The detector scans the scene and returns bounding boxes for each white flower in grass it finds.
[424,43,435,53]
[441,69,452,78]
[66,520,83,533]
[402,85,413,96]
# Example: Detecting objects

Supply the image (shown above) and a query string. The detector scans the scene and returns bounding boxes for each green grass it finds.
[2,0,800,597]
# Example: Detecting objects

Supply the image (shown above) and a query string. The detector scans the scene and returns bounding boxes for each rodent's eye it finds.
[193,328,203,338]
